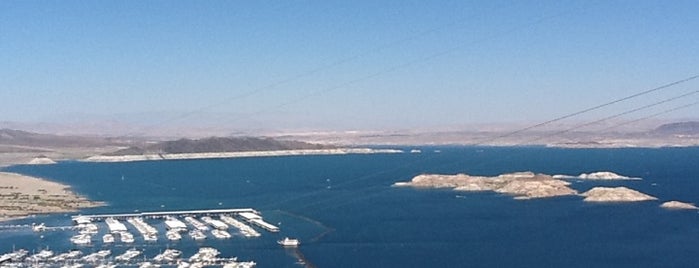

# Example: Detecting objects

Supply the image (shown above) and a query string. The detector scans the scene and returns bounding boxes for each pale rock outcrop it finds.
[27,157,57,165]
[660,201,699,210]
[553,171,640,180]
[581,187,657,202]
[395,172,578,200]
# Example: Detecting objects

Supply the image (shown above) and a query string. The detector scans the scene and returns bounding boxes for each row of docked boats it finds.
[68,212,277,245]
[1,247,256,267]
[70,231,134,245]
[127,218,158,242]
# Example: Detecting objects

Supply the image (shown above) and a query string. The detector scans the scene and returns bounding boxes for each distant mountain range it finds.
[104,137,331,156]
[0,128,124,149]
[1,120,698,156]
[653,121,699,135]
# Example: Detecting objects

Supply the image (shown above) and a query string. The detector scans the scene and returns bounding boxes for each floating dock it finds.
[72,208,258,222]
[164,216,188,230]
[238,212,279,232]
[105,218,128,233]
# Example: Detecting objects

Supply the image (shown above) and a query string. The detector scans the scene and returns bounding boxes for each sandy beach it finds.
[0,172,103,222]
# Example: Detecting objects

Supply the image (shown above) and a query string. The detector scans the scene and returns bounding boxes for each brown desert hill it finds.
[104,136,333,156]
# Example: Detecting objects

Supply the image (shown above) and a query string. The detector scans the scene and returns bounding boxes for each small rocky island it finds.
[395,172,577,200]
[580,187,657,202]
[660,201,699,210]
[553,171,640,180]
[395,171,658,202]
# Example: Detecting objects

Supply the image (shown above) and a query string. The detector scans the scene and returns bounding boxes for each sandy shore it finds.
[0,172,104,222]
[83,148,404,162]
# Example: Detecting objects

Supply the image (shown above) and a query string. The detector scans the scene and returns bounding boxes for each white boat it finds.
[50,250,83,261]
[139,261,161,268]
[277,237,300,247]
[81,250,110,262]
[103,233,115,243]
[223,261,256,268]
[32,223,46,232]
[144,232,158,242]
[189,262,204,268]
[184,217,209,231]
[80,223,99,234]
[118,231,135,243]
[27,249,54,261]
[115,249,141,261]
[70,234,91,245]
[211,229,231,239]
[166,230,182,241]
[219,215,260,237]
[96,250,111,258]
[189,230,206,240]
[153,249,182,262]
[188,247,220,262]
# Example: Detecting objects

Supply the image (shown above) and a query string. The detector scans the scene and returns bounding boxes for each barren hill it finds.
[104,136,332,156]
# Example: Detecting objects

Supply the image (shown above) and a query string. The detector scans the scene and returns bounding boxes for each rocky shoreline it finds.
[83,148,404,163]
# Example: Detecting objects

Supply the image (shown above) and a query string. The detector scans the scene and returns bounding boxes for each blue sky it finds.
[1,0,698,131]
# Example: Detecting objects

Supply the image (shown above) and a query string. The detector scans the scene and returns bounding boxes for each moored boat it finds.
[277,237,300,247]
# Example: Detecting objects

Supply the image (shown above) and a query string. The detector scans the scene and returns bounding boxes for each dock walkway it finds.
[72,208,258,222]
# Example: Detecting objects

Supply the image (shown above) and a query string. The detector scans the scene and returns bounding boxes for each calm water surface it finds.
[2,146,699,267]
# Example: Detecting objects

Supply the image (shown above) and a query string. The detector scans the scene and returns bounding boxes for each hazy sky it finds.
[2,0,698,131]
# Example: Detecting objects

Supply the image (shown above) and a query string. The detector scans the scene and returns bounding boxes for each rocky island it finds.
[660,201,699,210]
[580,187,657,202]
[0,172,104,222]
[394,172,578,200]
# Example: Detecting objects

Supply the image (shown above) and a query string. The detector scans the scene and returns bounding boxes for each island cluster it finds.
[394,171,697,209]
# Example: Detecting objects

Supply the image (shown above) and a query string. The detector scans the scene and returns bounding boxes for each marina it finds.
[49,208,280,245]
[1,208,290,267]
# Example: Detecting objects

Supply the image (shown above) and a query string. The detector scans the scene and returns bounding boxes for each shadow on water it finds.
[285,247,316,268]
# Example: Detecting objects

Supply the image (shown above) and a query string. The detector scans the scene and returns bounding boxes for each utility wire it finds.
[525,89,699,143]
[280,86,699,212]
[598,100,699,132]
[474,74,699,144]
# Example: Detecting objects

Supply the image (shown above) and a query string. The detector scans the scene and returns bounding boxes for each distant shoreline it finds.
[83,148,404,163]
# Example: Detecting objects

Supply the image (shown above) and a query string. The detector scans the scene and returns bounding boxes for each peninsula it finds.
[0,172,104,222]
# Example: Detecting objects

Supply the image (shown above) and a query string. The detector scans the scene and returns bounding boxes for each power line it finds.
[274,84,699,212]
[526,89,699,143]
[477,74,699,144]
[599,100,699,132]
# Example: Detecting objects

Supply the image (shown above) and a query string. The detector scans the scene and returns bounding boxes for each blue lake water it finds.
[2,146,699,267]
